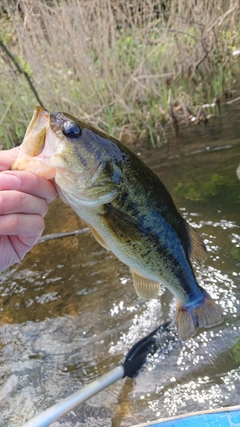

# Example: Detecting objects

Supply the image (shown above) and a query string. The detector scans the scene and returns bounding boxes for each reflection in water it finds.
[0,107,240,427]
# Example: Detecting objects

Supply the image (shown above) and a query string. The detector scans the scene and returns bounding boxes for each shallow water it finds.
[0,107,240,427]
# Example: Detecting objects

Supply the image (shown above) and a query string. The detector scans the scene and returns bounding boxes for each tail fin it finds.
[176,293,224,341]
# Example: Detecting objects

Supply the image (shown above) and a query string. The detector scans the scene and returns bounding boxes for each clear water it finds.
[0,108,239,427]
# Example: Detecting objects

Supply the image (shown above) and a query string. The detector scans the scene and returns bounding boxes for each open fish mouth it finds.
[11,107,57,179]
[15,106,49,158]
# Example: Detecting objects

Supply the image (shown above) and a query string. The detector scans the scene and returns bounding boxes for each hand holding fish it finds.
[0,147,57,272]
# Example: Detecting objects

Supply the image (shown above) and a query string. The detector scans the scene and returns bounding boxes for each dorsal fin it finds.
[184,220,207,265]
[131,269,160,299]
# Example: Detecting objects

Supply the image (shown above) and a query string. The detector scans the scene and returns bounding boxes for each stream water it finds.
[0,105,239,427]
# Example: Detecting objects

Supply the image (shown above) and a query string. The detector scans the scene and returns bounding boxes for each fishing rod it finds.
[20,321,177,427]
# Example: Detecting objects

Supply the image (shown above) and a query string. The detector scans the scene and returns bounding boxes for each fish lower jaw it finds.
[11,156,56,179]
[56,185,118,210]
[55,186,96,209]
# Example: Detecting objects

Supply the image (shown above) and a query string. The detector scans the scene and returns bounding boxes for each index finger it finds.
[0,170,58,203]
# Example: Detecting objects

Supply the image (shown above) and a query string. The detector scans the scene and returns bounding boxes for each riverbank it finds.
[0,0,240,148]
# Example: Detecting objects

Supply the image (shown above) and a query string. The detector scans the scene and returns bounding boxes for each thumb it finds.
[0,147,20,172]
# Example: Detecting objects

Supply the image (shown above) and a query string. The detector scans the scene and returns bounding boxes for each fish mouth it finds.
[11,107,56,179]
[22,106,49,155]
[25,106,49,141]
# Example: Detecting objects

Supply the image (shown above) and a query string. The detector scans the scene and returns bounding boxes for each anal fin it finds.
[131,269,160,299]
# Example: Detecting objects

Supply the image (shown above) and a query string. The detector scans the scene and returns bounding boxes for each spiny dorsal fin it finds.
[131,269,160,299]
[184,220,207,265]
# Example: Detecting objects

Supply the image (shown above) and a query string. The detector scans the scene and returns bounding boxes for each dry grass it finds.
[0,0,240,147]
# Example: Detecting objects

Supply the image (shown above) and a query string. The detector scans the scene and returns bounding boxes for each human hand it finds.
[0,147,57,272]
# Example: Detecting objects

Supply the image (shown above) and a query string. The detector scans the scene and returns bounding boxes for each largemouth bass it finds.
[12,107,224,340]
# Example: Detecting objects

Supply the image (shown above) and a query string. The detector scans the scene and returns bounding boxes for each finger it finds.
[8,234,43,258]
[0,233,43,272]
[0,190,49,217]
[0,147,20,171]
[0,170,57,203]
[0,213,45,237]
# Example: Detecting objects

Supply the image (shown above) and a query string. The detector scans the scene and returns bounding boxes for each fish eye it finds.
[62,121,82,138]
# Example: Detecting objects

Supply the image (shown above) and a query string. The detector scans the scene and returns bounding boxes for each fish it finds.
[11,106,224,340]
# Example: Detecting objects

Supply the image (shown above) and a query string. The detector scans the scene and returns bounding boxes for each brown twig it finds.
[0,39,46,109]
[38,228,90,243]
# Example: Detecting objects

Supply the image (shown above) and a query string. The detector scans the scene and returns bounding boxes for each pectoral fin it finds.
[101,204,146,242]
[131,269,160,299]
[185,220,207,265]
